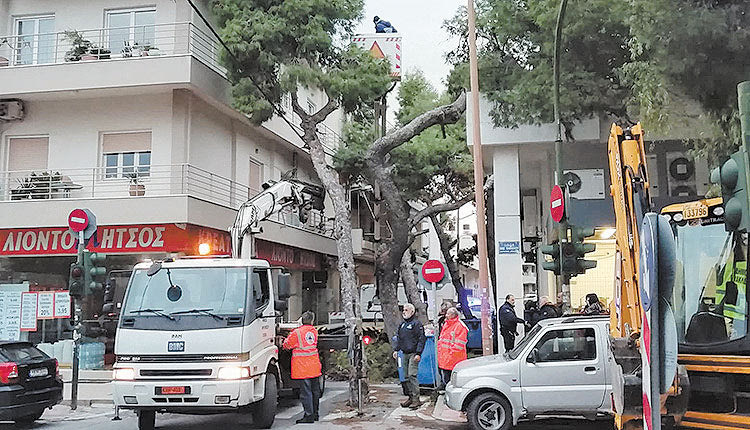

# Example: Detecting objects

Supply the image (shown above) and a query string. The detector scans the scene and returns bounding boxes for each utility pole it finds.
[553,0,571,315]
[70,231,84,411]
[467,0,493,356]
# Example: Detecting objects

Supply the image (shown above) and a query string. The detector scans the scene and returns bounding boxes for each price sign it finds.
[54,292,71,318]
[37,292,55,319]
[20,292,38,332]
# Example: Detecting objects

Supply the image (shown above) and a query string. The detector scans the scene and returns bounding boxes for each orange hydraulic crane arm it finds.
[607,122,651,339]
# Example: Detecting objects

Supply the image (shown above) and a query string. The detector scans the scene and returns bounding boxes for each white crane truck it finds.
[111,179,339,430]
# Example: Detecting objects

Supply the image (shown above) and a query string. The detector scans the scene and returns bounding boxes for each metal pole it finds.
[70,231,84,411]
[553,0,571,315]
[432,281,439,388]
[467,0,493,356]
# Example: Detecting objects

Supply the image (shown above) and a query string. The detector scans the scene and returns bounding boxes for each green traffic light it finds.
[716,152,749,232]
[82,251,107,295]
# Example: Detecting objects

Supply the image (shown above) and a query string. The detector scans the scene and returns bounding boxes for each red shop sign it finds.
[255,240,321,271]
[0,224,230,256]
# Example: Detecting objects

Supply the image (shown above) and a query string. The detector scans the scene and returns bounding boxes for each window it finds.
[463,224,471,231]
[251,269,270,312]
[7,137,49,172]
[13,15,55,65]
[106,8,156,53]
[533,328,597,362]
[248,159,263,197]
[307,98,317,115]
[101,132,152,179]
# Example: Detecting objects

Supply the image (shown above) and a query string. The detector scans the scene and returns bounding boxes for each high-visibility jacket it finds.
[283,324,322,379]
[716,259,747,323]
[437,317,468,371]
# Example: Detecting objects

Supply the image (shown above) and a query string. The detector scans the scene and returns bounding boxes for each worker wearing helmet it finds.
[373,16,397,33]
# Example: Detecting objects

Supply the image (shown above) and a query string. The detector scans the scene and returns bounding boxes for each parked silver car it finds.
[445,316,612,430]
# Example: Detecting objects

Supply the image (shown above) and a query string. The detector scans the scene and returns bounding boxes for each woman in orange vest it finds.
[283,311,322,424]
[437,307,468,390]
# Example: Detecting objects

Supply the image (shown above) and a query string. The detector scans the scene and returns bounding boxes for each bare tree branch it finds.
[408,194,474,229]
[367,92,467,158]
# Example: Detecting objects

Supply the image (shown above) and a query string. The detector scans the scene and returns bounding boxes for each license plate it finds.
[684,205,708,220]
[28,367,48,378]
[167,341,184,352]
[159,386,186,395]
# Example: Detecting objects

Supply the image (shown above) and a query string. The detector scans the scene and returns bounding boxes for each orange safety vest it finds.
[437,317,468,371]
[283,324,322,379]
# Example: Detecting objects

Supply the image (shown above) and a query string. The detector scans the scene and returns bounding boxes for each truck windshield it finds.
[123,267,248,317]
[507,325,542,359]
[671,221,747,344]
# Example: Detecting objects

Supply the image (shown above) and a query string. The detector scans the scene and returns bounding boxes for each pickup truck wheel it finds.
[467,393,511,430]
[13,409,44,424]
[252,373,277,429]
[137,410,156,430]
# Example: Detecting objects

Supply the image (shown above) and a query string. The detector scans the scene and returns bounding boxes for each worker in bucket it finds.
[373,16,397,33]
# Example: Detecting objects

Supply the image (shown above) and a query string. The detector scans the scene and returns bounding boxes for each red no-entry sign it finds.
[67,209,89,232]
[422,259,445,283]
[550,185,565,223]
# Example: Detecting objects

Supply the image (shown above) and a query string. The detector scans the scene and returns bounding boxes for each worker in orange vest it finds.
[283,311,322,424]
[437,307,468,390]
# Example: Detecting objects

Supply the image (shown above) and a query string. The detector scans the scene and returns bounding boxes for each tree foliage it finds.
[211,0,392,122]
[445,0,750,162]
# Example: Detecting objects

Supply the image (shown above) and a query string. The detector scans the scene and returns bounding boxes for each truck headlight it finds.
[113,368,136,381]
[218,366,250,380]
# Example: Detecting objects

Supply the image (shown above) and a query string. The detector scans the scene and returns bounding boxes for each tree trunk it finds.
[300,117,365,408]
[429,214,473,319]
[401,249,427,323]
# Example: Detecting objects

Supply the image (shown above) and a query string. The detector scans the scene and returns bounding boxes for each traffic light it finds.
[69,262,85,298]
[568,226,597,276]
[540,242,561,275]
[712,151,750,232]
[83,251,107,296]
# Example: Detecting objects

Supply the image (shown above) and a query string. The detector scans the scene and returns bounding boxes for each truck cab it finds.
[112,257,287,430]
[445,316,612,430]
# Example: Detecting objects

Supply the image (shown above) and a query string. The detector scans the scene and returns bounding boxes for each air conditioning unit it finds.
[0,99,25,121]
[666,152,710,197]
[562,169,606,200]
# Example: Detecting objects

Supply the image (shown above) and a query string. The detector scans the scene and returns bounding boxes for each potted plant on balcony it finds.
[126,172,145,196]
[89,46,111,60]
[141,44,160,56]
[63,30,93,62]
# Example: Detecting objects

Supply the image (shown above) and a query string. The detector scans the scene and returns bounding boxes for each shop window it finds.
[106,7,156,54]
[101,132,152,179]
[13,15,55,65]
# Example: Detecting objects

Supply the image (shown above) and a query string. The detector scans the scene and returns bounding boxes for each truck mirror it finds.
[527,348,540,364]
[275,299,288,312]
[147,261,162,277]
[277,273,291,299]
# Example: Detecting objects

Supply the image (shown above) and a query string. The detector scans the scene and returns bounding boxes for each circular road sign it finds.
[68,209,89,232]
[550,185,565,223]
[422,259,445,283]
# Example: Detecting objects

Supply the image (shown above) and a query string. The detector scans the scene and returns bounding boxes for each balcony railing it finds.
[0,164,333,238]
[0,22,226,76]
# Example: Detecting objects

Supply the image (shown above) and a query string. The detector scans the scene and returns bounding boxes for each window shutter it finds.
[102,132,151,154]
[8,137,49,171]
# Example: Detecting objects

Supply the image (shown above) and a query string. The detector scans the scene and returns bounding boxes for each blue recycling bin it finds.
[397,334,439,386]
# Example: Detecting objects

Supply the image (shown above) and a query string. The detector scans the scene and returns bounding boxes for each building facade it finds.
[0,0,367,358]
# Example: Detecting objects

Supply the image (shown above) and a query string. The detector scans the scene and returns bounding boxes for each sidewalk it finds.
[59,368,112,383]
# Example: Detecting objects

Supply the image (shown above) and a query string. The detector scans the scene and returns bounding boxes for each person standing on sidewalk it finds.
[499,294,528,352]
[282,311,321,424]
[437,307,468,390]
[392,303,426,409]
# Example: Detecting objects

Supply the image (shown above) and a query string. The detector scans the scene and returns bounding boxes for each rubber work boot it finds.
[400,398,413,408]
[296,415,315,424]
[409,398,422,410]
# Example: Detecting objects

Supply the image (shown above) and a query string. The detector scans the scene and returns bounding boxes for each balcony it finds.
[0,164,334,241]
[0,22,228,98]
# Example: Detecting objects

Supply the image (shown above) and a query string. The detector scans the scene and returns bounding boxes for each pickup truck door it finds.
[519,325,606,412]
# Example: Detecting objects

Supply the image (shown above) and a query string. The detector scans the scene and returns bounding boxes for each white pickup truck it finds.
[445,315,613,430]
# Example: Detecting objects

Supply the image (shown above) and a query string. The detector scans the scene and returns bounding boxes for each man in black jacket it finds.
[499,294,528,352]
[392,303,426,409]
[531,296,560,326]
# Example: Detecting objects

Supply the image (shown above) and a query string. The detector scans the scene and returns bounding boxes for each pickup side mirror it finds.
[277,273,291,300]
[526,348,540,364]
[274,299,288,312]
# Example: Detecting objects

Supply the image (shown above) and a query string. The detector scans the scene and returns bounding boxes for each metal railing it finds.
[0,164,333,238]
[0,22,226,76]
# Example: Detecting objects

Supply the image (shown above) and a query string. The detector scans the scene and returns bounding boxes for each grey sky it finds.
[355,0,464,92]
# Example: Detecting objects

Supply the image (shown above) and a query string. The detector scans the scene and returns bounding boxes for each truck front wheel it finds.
[467,392,512,430]
[137,410,156,430]
[252,374,277,429]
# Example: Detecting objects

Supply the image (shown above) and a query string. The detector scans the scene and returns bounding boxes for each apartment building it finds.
[0,0,374,351]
